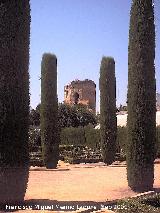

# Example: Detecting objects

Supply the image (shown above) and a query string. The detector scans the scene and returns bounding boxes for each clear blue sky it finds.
[30,0,160,112]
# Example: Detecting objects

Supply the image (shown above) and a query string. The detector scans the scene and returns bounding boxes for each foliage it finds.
[58,103,78,128]
[31,102,97,128]
[116,125,160,159]
[74,104,97,127]
[58,103,97,128]
[116,126,127,154]
[60,126,86,146]
[29,104,40,126]
[30,151,43,167]
[99,56,117,165]
[116,193,160,213]
[127,0,156,191]
[59,144,102,164]
[84,124,100,149]
[60,125,100,149]
[29,127,41,152]
[28,125,160,166]
[0,0,30,167]
[41,53,59,169]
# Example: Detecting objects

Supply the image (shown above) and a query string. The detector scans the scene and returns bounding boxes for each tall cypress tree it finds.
[41,53,59,169]
[0,0,30,167]
[99,57,117,165]
[0,0,30,203]
[127,0,156,191]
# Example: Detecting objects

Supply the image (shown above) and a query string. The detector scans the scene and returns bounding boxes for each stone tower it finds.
[157,93,160,111]
[64,79,96,112]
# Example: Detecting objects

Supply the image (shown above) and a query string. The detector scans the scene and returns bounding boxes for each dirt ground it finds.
[4,160,160,213]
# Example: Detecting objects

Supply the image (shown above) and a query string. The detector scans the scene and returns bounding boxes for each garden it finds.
[0,0,160,212]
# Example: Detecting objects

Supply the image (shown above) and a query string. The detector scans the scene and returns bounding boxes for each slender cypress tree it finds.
[41,53,59,169]
[0,0,30,203]
[127,0,156,191]
[99,57,117,165]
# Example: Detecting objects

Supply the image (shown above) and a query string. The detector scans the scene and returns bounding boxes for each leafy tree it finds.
[58,103,97,128]
[41,53,59,169]
[31,102,97,129]
[29,104,41,126]
[29,109,40,126]
[58,103,78,128]
[99,57,117,165]
[127,0,156,191]
[29,126,41,152]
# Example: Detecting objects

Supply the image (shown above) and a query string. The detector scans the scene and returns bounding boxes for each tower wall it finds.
[64,79,96,112]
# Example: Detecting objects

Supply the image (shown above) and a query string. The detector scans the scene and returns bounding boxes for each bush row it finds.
[29,125,160,158]
[60,124,100,149]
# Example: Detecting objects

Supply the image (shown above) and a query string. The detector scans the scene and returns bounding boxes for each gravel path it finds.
[4,161,160,213]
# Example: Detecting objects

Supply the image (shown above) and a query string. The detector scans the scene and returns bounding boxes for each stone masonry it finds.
[64,79,96,112]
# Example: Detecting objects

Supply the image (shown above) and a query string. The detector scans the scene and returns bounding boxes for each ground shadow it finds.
[1,188,160,212]
[1,199,118,212]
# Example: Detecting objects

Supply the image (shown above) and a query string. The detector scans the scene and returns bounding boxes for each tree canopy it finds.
[29,103,97,128]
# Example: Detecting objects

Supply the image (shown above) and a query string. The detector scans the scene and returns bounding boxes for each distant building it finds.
[95,111,160,128]
[64,79,96,112]
[157,93,160,111]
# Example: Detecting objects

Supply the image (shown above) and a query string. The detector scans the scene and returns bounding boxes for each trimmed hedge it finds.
[60,125,100,149]
[84,125,101,149]
[29,125,160,160]
[59,145,102,164]
[60,126,86,146]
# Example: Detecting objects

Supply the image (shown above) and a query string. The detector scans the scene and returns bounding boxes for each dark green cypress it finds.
[41,53,59,169]
[127,0,156,191]
[0,0,30,167]
[0,0,30,204]
[99,57,117,165]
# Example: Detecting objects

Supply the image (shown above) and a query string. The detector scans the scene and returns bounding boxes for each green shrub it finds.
[60,125,100,149]
[59,144,102,164]
[116,194,160,213]
[117,126,160,159]
[0,0,30,167]
[28,124,160,165]
[31,103,97,129]
[99,57,117,165]
[29,127,41,152]
[116,126,127,154]
[84,125,100,149]
[127,0,156,191]
[41,53,59,169]
[60,126,86,146]
[29,105,40,126]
